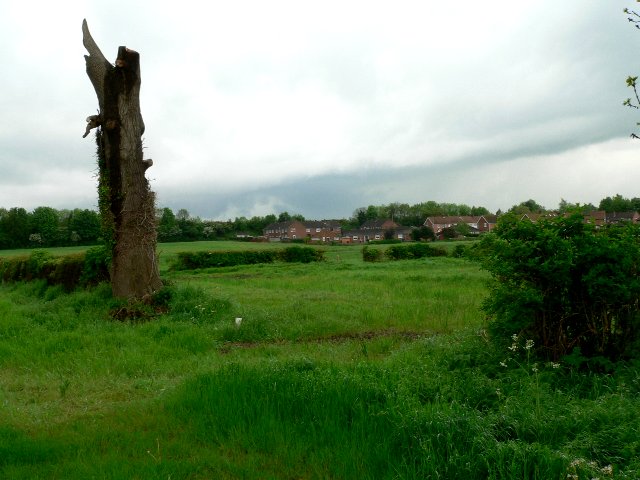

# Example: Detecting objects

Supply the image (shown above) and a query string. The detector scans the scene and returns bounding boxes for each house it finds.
[519,212,559,223]
[604,211,640,224]
[360,219,399,231]
[302,220,342,242]
[477,215,498,232]
[263,220,341,242]
[583,210,606,227]
[423,215,497,239]
[341,219,412,243]
[525,211,639,227]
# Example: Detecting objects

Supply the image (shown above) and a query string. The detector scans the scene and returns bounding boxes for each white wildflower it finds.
[235,317,242,327]
[525,339,534,350]
[531,363,539,373]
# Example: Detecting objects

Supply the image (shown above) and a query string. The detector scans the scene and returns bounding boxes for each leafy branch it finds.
[624,8,640,138]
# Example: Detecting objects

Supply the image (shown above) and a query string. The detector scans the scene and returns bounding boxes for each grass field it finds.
[0,241,638,478]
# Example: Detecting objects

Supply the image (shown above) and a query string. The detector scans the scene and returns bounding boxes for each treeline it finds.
[349,202,491,228]
[0,207,101,250]
[2,195,638,249]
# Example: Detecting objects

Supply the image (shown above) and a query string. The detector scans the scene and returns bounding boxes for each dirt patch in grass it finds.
[217,328,432,354]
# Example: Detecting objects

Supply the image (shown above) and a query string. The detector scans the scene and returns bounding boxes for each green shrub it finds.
[481,214,640,361]
[172,250,277,270]
[50,254,85,292]
[79,246,110,286]
[362,246,383,262]
[171,247,324,270]
[277,246,325,263]
[27,250,55,279]
[0,248,110,291]
[451,244,468,258]
[385,243,447,261]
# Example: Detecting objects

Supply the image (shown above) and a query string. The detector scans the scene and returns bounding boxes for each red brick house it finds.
[423,215,497,239]
[263,220,341,242]
[341,219,412,243]
[604,211,640,224]
[524,211,639,227]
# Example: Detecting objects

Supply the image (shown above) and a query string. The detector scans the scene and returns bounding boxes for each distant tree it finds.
[365,205,380,221]
[559,199,598,215]
[352,207,367,226]
[471,206,490,216]
[412,225,435,242]
[29,233,43,246]
[263,214,277,226]
[176,208,190,221]
[441,226,458,240]
[599,194,634,213]
[30,206,60,246]
[68,209,101,244]
[1,208,30,249]
[558,198,577,214]
[178,214,203,241]
[158,208,181,242]
[384,202,410,222]
[455,222,471,237]
[203,220,231,239]
[457,204,472,216]
[278,211,292,222]
[383,228,395,240]
[508,199,545,215]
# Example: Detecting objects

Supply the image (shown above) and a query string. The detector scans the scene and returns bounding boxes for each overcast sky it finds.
[1,1,639,220]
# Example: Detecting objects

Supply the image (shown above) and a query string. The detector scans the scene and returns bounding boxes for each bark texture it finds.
[82,19,162,300]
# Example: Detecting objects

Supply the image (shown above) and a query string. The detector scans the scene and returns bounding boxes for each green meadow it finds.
[0,241,638,479]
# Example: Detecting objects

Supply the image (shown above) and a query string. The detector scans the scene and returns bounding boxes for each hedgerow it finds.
[0,247,110,291]
[385,243,447,260]
[171,246,325,270]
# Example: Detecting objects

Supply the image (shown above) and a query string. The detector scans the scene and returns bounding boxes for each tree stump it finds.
[82,19,162,300]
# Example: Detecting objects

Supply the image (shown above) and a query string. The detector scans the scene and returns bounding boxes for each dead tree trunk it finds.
[82,19,162,300]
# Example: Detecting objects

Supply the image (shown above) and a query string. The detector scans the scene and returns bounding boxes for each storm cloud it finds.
[1,1,638,219]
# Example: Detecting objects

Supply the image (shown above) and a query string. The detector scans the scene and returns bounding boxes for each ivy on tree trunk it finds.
[82,19,162,300]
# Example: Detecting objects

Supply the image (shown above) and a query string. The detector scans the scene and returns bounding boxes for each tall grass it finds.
[0,242,638,478]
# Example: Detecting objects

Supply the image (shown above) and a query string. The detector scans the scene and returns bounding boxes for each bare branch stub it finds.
[82,19,110,111]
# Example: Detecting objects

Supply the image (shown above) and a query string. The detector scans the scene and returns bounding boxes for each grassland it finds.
[0,241,638,478]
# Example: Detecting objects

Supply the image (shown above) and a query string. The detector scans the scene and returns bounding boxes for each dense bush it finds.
[172,250,277,270]
[362,246,384,262]
[451,244,468,258]
[277,246,325,263]
[481,214,640,361]
[385,243,447,260]
[79,246,111,286]
[171,246,324,270]
[0,248,109,291]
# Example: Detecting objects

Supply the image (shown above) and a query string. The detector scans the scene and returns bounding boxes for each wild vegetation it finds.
[482,214,640,363]
[0,240,638,478]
